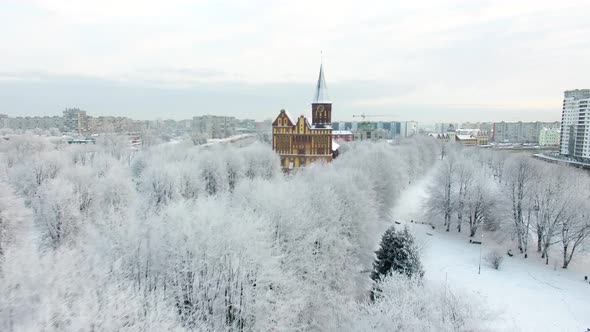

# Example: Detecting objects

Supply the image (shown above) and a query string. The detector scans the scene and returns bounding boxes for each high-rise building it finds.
[389,122,401,137]
[560,89,590,161]
[63,108,89,134]
[271,63,337,169]
[192,115,236,139]
[400,121,418,138]
[1,114,9,128]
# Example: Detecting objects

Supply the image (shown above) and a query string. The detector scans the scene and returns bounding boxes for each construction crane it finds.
[352,113,396,120]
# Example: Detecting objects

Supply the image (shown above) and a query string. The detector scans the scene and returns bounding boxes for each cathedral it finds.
[272,64,339,170]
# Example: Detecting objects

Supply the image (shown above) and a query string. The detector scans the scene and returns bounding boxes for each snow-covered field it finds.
[391,173,590,332]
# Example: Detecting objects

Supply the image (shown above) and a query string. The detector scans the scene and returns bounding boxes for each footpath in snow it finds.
[389,172,590,332]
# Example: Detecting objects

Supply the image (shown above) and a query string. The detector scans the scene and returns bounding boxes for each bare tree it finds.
[33,178,81,248]
[527,166,564,262]
[426,158,456,231]
[560,193,590,269]
[465,174,496,237]
[453,159,474,233]
[530,171,576,265]
[0,177,31,261]
[505,155,537,254]
[491,151,508,184]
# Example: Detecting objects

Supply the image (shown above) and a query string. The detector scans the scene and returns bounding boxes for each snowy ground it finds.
[390,173,590,332]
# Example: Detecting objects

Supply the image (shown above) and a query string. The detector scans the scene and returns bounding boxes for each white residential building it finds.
[493,121,560,143]
[560,89,590,161]
[0,114,8,128]
[434,122,458,133]
[63,108,89,134]
[400,121,418,138]
[192,115,237,139]
[539,127,560,146]
[8,116,64,130]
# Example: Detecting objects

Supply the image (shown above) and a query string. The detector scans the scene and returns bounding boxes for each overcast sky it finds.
[1,0,589,123]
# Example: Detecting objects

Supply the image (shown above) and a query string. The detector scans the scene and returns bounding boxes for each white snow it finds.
[201,134,255,147]
[331,140,339,151]
[390,172,590,332]
[456,134,475,140]
[311,124,332,129]
[284,110,297,125]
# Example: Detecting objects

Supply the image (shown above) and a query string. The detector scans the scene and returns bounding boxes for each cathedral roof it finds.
[313,63,330,104]
[284,110,296,124]
[332,140,339,151]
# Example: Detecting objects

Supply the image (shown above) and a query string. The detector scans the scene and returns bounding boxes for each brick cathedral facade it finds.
[272,64,339,169]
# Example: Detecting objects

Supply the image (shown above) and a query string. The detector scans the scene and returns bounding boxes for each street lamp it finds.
[530,202,540,259]
[478,231,484,275]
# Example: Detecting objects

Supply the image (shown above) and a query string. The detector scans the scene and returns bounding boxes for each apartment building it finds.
[63,108,89,134]
[192,115,237,139]
[8,116,64,130]
[560,89,590,161]
[1,114,9,128]
[539,127,560,146]
[493,121,560,143]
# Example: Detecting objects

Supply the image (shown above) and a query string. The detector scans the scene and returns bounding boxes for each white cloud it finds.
[1,0,589,120]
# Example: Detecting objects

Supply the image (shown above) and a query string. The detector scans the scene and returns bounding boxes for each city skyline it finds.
[1,0,588,122]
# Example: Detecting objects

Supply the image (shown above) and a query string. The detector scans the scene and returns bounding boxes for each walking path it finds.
[389,171,590,332]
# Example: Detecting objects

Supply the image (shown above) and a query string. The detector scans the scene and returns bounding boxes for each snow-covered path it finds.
[390,172,590,332]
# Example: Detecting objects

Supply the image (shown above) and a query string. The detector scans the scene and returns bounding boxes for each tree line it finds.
[0,134,489,331]
[425,145,590,269]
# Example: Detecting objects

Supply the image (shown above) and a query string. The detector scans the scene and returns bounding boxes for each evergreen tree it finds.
[371,226,424,281]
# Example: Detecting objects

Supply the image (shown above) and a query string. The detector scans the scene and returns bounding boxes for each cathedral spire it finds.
[313,61,330,104]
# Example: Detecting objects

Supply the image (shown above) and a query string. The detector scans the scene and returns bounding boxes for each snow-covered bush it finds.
[485,250,504,270]
[352,274,487,332]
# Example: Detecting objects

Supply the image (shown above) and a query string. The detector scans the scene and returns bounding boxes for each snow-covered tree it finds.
[490,150,508,184]
[453,159,475,233]
[426,158,456,231]
[138,161,180,210]
[352,274,486,332]
[560,197,590,269]
[0,135,447,330]
[0,176,32,262]
[32,178,81,248]
[504,155,537,254]
[371,226,423,281]
[465,174,496,237]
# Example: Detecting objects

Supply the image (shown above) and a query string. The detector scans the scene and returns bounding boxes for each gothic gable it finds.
[272,110,296,127]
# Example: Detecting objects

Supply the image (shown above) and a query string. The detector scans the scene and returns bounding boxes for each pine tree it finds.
[371,226,424,281]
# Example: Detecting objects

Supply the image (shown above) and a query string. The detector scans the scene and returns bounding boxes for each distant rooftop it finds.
[564,89,590,100]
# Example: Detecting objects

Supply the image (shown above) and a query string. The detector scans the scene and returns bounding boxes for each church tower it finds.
[271,61,338,170]
[311,64,332,127]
